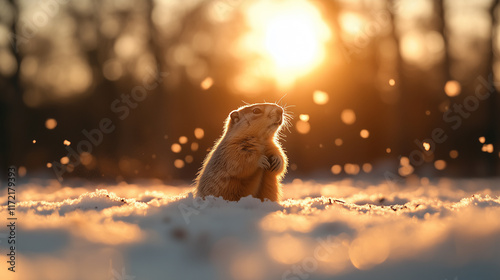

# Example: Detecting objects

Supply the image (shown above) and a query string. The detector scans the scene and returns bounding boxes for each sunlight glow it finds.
[339,12,364,35]
[267,234,306,264]
[313,90,329,105]
[243,0,331,86]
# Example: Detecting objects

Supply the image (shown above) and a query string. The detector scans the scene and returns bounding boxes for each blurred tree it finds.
[1,0,499,182]
[486,0,499,175]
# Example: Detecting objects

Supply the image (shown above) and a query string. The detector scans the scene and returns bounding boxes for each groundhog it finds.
[195,103,289,202]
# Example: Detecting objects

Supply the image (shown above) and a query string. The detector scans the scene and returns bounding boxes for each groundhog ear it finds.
[230,111,240,124]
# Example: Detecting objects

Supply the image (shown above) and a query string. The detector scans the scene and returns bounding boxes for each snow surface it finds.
[1,178,500,280]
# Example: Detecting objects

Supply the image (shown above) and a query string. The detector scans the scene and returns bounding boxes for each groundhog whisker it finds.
[275,93,288,106]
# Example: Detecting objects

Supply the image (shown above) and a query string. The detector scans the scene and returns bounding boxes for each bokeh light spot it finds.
[341,109,356,125]
[449,150,459,159]
[313,90,329,105]
[481,144,494,153]
[102,59,123,81]
[423,142,431,151]
[114,35,140,58]
[331,164,342,175]
[179,136,188,144]
[0,49,17,77]
[201,77,214,90]
[349,231,390,270]
[296,120,311,134]
[80,152,94,166]
[344,163,360,175]
[191,142,199,152]
[360,129,370,138]
[194,128,205,139]
[434,160,446,170]
[335,138,343,146]
[174,159,185,169]
[171,143,182,153]
[45,118,57,130]
[362,163,372,173]
[18,166,26,177]
[444,80,461,97]
[60,157,70,164]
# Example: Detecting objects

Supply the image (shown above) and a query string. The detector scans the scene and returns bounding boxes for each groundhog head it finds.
[226,103,285,139]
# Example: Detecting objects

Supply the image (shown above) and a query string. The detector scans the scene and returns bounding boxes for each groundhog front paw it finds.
[259,155,271,170]
[268,155,283,172]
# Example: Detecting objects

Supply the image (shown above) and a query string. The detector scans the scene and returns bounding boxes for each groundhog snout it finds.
[276,107,283,115]
[270,107,283,124]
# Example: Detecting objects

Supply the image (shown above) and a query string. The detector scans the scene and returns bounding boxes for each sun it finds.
[241,0,331,87]
[264,11,321,70]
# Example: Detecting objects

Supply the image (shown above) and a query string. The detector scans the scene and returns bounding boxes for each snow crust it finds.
[1,178,500,280]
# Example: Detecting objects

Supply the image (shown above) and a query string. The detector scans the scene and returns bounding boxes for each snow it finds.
[1,178,500,280]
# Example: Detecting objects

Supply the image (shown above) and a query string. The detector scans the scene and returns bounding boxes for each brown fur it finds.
[195,103,288,202]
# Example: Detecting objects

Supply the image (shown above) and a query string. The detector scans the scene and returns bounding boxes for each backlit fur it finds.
[195,103,290,202]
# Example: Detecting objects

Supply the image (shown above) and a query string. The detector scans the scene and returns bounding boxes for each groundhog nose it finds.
[275,107,283,124]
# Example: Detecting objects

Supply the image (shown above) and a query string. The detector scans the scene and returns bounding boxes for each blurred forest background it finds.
[1,0,499,183]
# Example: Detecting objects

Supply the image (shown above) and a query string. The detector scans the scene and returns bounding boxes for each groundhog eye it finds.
[252,108,262,114]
